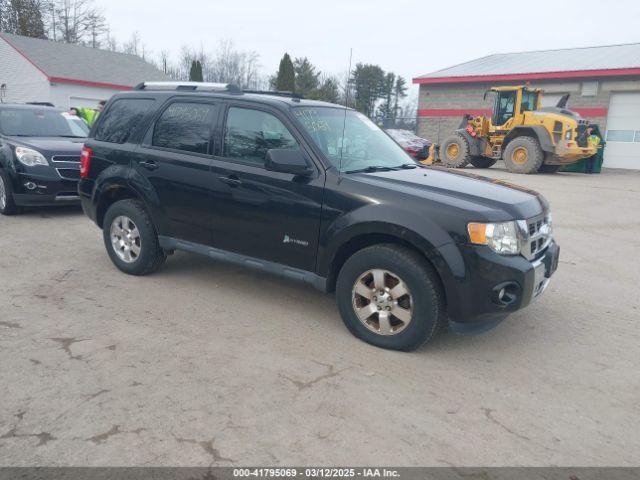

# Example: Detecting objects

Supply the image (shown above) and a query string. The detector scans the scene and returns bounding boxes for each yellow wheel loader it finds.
[438,86,597,174]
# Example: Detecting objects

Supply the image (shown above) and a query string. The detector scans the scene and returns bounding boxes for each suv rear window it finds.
[94,98,154,144]
[152,102,217,154]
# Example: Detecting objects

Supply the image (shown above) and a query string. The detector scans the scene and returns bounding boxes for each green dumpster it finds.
[561,124,605,174]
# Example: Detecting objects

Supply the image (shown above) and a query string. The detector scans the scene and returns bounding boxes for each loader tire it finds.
[503,136,545,174]
[440,134,471,168]
[469,156,497,169]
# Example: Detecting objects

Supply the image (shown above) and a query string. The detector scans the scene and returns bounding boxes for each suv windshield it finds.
[0,108,89,137]
[293,107,414,172]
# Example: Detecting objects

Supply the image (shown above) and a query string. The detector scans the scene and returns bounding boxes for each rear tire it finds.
[102,199,166,276]
[0,170,19,216]
[539,164,561,173]
[469,156,497,169]
[440,134,471,168]
[502,136,544,174]
[336,244,446,351]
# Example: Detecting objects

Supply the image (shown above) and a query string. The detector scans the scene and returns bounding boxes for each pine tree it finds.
[4,0,47,38]
[275,53,295,92]
[294,57,320,97]
[189,60,204,82]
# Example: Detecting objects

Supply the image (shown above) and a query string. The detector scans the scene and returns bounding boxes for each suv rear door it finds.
[137,99,220,245]
[210,103,324,272]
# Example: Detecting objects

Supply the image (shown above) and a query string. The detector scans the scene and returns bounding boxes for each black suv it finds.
[0,104,89,215]
[79,82,559,351]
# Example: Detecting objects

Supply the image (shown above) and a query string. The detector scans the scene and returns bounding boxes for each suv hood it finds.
[6,136,85,156]
[348,166,547,221]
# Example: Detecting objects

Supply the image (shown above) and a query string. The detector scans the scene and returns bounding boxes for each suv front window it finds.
[293,107,413,172]
[223,107,299,167]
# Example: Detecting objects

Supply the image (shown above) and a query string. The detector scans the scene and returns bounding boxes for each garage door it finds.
[604,92,640,169]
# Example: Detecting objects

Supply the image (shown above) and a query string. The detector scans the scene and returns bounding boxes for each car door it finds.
[209,103,324,272]
[136,99,219,246]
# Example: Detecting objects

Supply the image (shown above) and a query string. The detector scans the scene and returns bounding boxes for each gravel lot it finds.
[1,167,639,466]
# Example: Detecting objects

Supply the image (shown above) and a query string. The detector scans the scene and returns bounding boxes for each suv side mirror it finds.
[265,149,313,176]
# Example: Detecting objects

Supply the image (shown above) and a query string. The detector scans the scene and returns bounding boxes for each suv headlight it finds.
[468,221,521,255]
[14,146,48,166]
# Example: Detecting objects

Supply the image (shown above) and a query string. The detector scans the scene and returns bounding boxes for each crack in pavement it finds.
[0,417,56,447]
[85,425,145,445]
[0,320,21,329]
[279,362,347,391]
[482,407,530,442]
[48,337,88,361]
[173,434,234,463]
[84,389,110,401]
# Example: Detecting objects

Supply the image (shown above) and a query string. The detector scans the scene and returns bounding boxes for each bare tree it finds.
[46,0,106,45]
[209,39,262,89]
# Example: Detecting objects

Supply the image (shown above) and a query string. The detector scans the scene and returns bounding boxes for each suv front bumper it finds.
[11,172,80,206]
[440,240,559,334]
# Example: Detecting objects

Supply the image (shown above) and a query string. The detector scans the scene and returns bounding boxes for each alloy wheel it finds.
[0,176,6,210]
[351,269,413,336]
[110,215,142,263]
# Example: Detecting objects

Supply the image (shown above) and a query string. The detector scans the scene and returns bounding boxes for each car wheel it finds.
[502,136,544,174]
[0,170,19,216]
[440,134,471,168]
[102,199,166,275]
[469,156,497,169]
[336,244,446,351]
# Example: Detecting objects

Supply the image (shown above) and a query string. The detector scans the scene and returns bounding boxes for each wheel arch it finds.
[504,126,554,153]
[323,223,456,313]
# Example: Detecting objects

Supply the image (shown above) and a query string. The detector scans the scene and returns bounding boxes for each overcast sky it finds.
[102,0,640,96]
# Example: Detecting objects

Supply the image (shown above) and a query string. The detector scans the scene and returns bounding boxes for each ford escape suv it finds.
[0,104,89,215]
[79,82,559,351]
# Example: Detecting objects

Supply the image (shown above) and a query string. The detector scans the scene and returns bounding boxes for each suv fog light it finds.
[492,282,519,306]
[24,181,37,190]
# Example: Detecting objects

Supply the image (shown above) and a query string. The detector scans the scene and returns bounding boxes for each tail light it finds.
[80,146,92,178]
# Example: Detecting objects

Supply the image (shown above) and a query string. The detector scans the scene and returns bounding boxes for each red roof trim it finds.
[571,107,608,117]
[0,32,49,79]
[48,76,132,90]
[418,108,491,117]
[418,107,608,118]
[413,68,640,84]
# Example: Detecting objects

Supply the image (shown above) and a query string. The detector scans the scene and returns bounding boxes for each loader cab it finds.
[486,87,541,127]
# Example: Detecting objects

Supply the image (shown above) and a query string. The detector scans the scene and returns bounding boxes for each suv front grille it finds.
[520,214,552,260]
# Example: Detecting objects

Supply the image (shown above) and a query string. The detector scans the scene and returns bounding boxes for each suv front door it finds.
[209,104,324,272]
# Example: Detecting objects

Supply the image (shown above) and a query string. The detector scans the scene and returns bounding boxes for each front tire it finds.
[0,170,19,216]
[440,134,471,168]
[336,244,446,351]
[102,199,166,275]
[502,136,544,174]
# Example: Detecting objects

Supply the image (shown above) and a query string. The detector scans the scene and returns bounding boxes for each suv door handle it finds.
[138,160,159,170]
[219,175,242,187]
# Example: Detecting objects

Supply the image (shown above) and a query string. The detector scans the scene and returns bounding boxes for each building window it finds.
[606,130,635,142]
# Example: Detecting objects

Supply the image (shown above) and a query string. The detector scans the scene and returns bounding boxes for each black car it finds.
[79,82,559,351]
[0,104,89,215]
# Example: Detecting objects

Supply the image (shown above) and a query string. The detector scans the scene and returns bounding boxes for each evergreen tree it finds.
[351,63,385,118]
[189,60,204,82]
[275,53,295,92]
[294,57,320,97]
[4,0,46,38]
[377,72,396,125]
[392,76,408,121]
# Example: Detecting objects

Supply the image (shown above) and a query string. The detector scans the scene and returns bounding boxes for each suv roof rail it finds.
[243,89,303,100]
[133,81,242,94]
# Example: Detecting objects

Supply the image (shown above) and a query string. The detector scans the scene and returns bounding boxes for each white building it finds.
[0,32,169,109]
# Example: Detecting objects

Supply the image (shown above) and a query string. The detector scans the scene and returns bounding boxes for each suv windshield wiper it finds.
[344,163,419,174]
